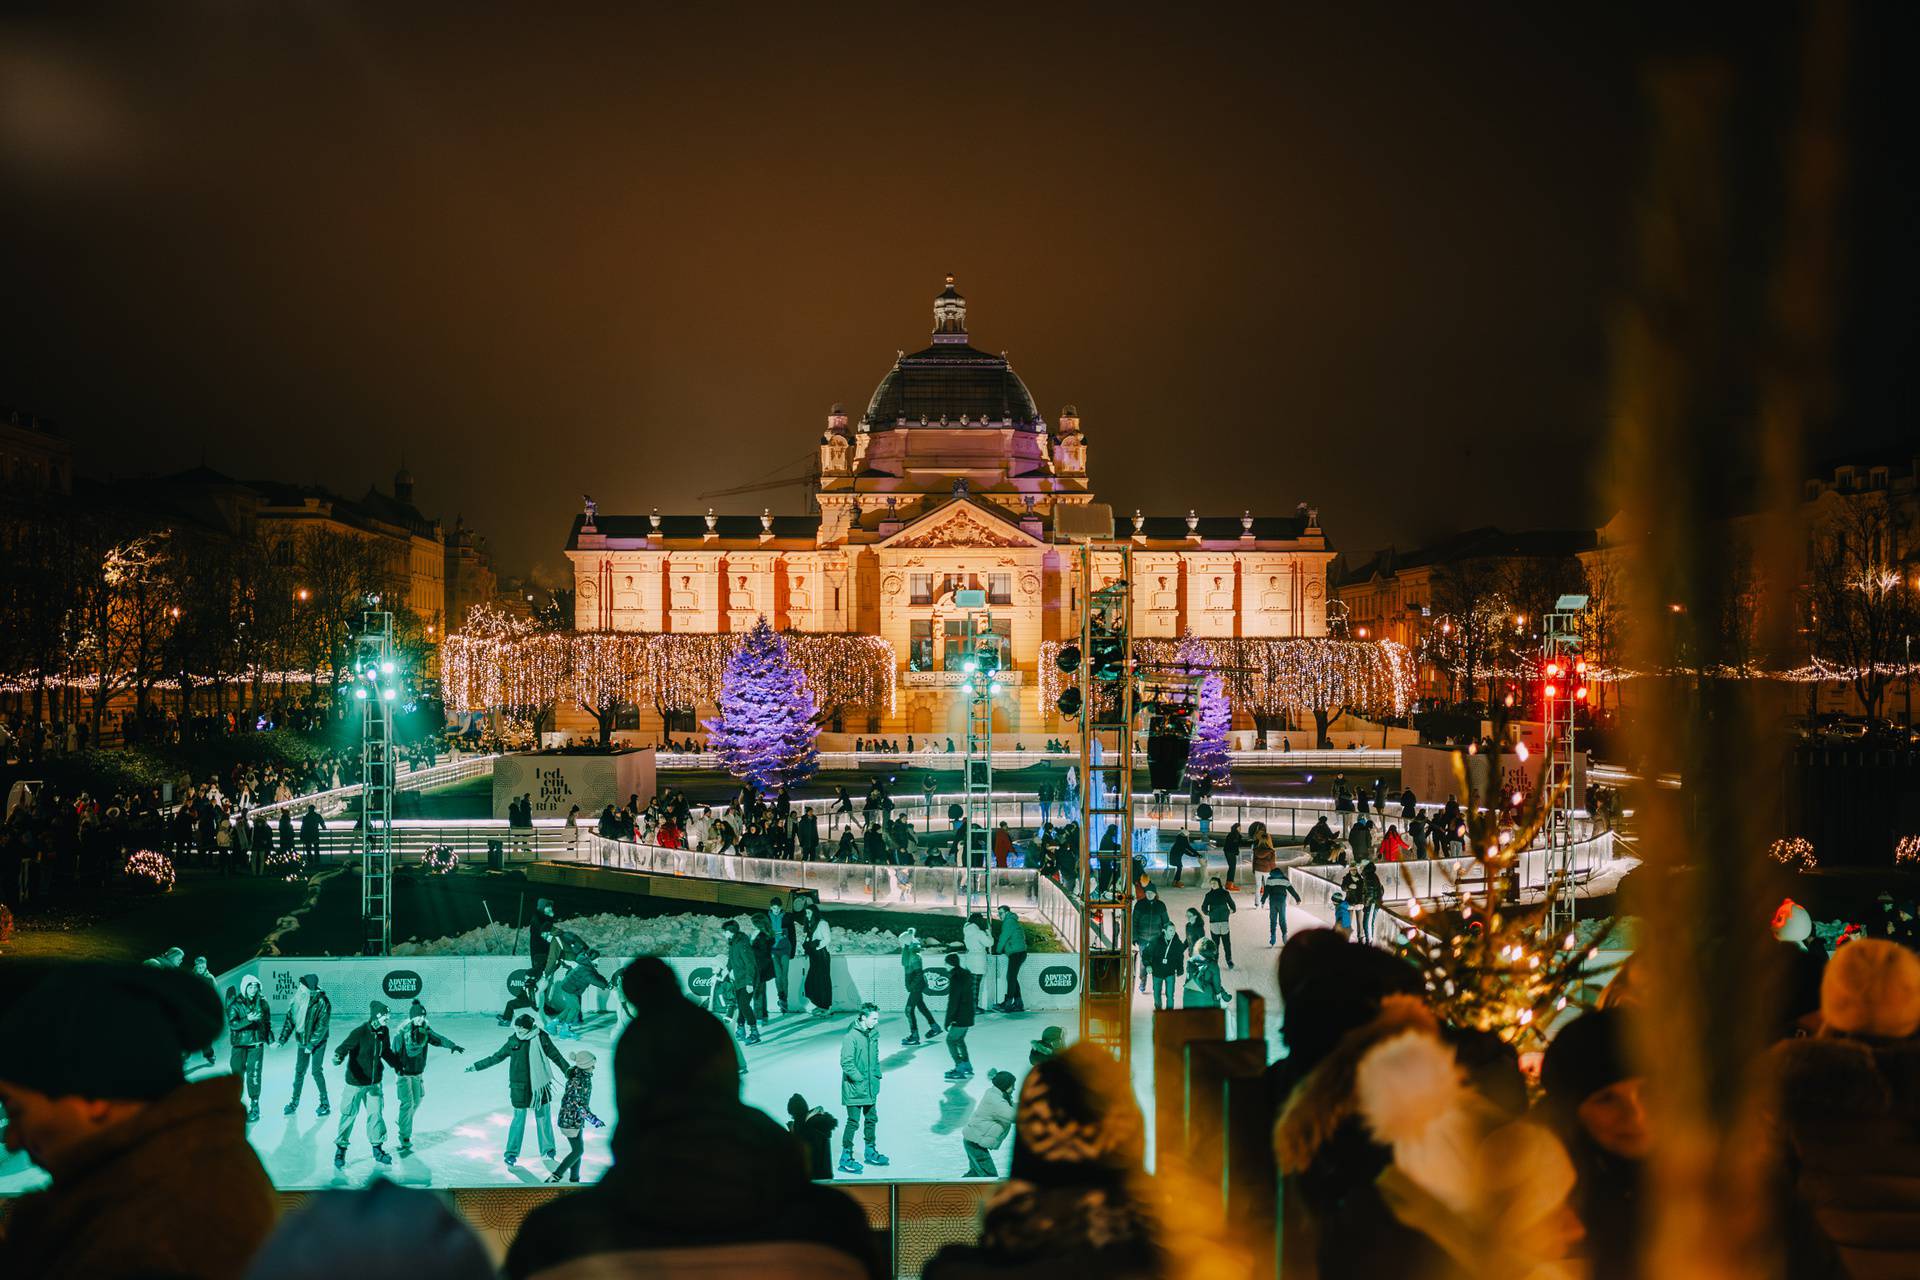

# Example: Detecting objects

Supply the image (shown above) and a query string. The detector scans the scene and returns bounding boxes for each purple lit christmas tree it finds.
[703,616,820,796]
[1178,634,1232,796]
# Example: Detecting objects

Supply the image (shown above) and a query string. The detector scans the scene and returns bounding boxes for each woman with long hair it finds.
[802,903,834,1016]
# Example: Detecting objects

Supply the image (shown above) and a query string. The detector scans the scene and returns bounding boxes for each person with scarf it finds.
[923,1044,1166,1277]
[803,904,835,1016]
[332,1002,396,1169]
[387,999,465,1156]
[224,973,271,1122]
[468,1012,570,1167]
[278,972,332,1117]
[547,1049,604,1184]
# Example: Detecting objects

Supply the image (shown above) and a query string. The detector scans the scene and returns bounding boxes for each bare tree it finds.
[73,531,176,736]
[294,528,384,698]
[1804,494,1920,719]
[1425,558,1513,704]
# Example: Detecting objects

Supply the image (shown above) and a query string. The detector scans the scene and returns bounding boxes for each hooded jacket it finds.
[224,977,270,1049]
[0,1077,274,1280]
[504,1098,880,1280]
[279,977,330,1050]
[840,1021,882,1106]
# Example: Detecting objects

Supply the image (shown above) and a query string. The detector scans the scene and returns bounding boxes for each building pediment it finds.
[877,497,1044,550]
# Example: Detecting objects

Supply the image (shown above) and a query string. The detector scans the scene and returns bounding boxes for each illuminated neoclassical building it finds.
[562,278,1334,738]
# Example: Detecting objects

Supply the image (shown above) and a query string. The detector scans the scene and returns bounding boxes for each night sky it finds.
[2,2,1912,581]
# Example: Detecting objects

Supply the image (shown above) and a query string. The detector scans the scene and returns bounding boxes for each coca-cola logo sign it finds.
[1038,965,1078,995]
[382,970,423,1000]
[686,966,715,997]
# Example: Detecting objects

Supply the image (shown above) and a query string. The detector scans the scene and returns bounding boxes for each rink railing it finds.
[651,746,1404,771]
[245,752,501,822]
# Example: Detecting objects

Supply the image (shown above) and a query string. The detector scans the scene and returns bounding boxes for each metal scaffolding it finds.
[357,609,397,956]
[1072,543,1136,1070]
[959,592,996,919]
[1542,594,1588,937]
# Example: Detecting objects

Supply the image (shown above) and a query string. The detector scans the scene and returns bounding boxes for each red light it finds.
[1545,662,1561,678]
[1575,686,1589,701]
[1575,659,1587,675]
[1544,683,1558,699]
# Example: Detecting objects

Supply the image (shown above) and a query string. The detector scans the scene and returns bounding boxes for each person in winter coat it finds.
[900,931,941,1045]
[332,1001,396,1168]
[224,974,271,1122]
[1183,939,1230,1008]
[803,905,835,1015]
[1339,865,1366,937]
[1166,831,1194,886]
[505,959,881,1280]
[1183,905,1206,953]
[960,1069,1019,1179]
[547,1050,604,1184]
[1359,860,1386,938]
[963,913,993,1011]
[838,1003,889,1174]
[1132,888,1170,993]
[994,905,1028,1012]
[299,804,323,867]
[1409,811,1431,858]
[766,896,796,1013]
[943,953,978,1082]
[721,920,761,1045]
[1771,937,1920,1278]
[749,916,777,1020]
[528,897,560,976]
[188,955,219,1066]
[469,1012,571,1167]
[498,974,537,1027]
[1378,825,1410,862]
[1221,823,1244,891]
[388,999,465,1156]
[241,1180,494,1280]
[278,972,332,1117]
[1201,876,1238,968]
[923,1046,1168,1279]
[1261,866,1304,945]
[786,1092,839,1181]
[1144,921,1187,1010]
[0,962,275,1280]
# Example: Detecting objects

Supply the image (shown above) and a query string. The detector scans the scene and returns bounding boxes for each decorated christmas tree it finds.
[703,616,821,796]
[1187,672,1233,794]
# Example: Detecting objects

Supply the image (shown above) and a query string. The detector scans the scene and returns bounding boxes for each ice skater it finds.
[721,920,761,1045]
[332,1001,395,1168]
[803,903,834,1016]
[898,931,940,1045]
[469,1012,571,1168]
[387,999,465,1156]
[994,904,1027,1012]
[189,955,219,1067]
[547,1050,604,1184]
[787,1093,838,1180]
[837,1003,889,1174]
[1260,866,1303,946]
[278,972,332,1117]
[960,1070,1017,1178]
[224,974,271,1122]
[766,896,795,1013]
[941,953,975,1081]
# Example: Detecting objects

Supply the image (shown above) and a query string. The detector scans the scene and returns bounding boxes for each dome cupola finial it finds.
[932,273,968,343]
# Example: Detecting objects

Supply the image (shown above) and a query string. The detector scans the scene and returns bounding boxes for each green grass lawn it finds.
[2,872,312,971]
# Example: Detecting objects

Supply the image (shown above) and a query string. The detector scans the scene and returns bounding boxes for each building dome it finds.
[860,276,1041,429]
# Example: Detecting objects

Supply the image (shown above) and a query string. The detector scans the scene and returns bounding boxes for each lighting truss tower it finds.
[356,607,397,956]
[1072,543,1135,1070]
[1542,594,1588,938]
[957,590,996,920]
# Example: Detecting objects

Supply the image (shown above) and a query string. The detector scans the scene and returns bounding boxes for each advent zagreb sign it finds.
[491,748,658,820]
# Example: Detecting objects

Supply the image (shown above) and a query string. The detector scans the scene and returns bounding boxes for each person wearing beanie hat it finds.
[1533,1009,1650,1280]
[387,998,465,1157]
[899,930,941,1046]
[468,1011,570,1167]
[223,973,272,1123]
[785,1092,839,1181]
[959,1069,1018,1178]
[1260,864,1303,946]
[941,953,976,1083]
[924,1046,1163,1277]
[0,961,275,1280]
[278,972,332,1118]
[548,1049,604,1184]
[331,1002,396,1169]
[242,1179,491,1280]
[1029,1025,1066,1066]
[190,955,219,1067]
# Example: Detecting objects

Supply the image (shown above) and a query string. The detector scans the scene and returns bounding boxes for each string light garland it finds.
[123,850,176,893]
[1039,635,1416,722]
[443,614,895,718]
[1896,835,1920,866]
[421,844,460,875]
[1767,837,1818,871]
[263,846,304,881]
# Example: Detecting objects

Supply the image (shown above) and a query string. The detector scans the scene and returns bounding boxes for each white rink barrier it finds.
[220,950,1084,1022]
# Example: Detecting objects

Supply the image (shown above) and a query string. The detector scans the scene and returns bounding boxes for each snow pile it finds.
[395,909,913,958]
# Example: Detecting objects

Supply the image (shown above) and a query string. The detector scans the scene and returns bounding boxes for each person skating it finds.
[547,1050,604,1184]
[528,897,560,976]
[803,904,835,1015]
[1201,876,1238,968]
[721,920,761,1045]
[766,896,795,1013]
[223,974,271,1123]
[1146,920,1187,1010]
[1183,939,1231,1008]
[1166,830,1193,886]
[838,1003,889,1174]
[1132,888,1169,993]
[1029,1025,1065,1067]
[942,953,977,1081]
[899,930,941,1045]
[0,962,275,1280]
[468,1012,570,1167]
[278,972,332,1117]
[963,912,992,1011]
[1305,814,1336,862]
[960,1070,1018,1179]
[189,955,219,1067]
[1261,866,1303,946]
[331,1001,396,1168]
[993,904,1027,1012]
[786,1092,838,1181]
[387,999,465,1156]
